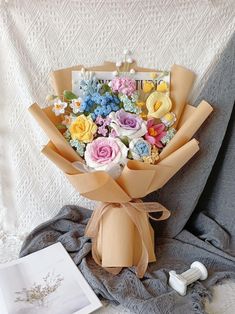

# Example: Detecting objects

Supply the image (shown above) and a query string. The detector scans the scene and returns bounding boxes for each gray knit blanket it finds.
[20,33,235,314]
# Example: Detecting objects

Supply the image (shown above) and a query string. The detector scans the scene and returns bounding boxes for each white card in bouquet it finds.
[72,70,170,96]
[0,243,102,314]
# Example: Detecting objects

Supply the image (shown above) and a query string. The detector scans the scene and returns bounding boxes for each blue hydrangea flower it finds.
[79,92,121,120]
[80,77,99,96]
[70,139,86,157]
[119,92,141,114]
[129,138,151,160]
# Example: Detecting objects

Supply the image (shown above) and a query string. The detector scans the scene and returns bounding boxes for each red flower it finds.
[145,119,166,148]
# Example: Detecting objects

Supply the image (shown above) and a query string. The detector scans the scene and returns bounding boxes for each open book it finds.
[0,243,102,314]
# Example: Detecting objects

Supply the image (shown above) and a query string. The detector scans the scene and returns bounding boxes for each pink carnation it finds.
[111,77,136,96]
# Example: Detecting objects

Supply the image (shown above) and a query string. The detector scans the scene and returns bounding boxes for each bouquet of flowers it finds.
[29,52,213,277]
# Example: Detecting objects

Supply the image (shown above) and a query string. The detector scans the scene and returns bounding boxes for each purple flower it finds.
[109,109,147,139]
[96,116,111,136]
[98,125,108,136]
[96,116,105,125]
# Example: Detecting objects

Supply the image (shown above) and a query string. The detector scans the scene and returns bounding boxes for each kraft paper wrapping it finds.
[28,103,82,163]
[29,62,213,275]
[160,101,213,160]
[171,64,196,127]
[86,201,170,277]
[97,206,156,267]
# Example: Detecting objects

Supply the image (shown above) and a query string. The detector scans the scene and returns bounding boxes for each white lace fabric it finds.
[0,0,235,313]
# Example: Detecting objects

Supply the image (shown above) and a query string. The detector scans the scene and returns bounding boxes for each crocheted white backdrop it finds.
[0,1,235,313]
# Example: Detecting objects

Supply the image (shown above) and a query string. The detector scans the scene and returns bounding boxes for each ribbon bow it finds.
[85,200,170,278]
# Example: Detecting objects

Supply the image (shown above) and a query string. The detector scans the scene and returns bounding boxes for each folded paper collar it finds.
[85,200,171,278]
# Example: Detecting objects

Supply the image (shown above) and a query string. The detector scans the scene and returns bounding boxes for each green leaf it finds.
[120,136,129,147]
[99,83,111,95]
[56,124,66,130]
[128,151,133,159]
[63,90,78,100]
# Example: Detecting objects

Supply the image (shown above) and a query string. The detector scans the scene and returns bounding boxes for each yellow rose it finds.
[146,91,172,119]
[143,80,155,93]
[70,115,97,143]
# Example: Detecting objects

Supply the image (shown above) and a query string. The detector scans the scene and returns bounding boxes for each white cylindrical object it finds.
[169,261,208,296]
[181,268,202,285]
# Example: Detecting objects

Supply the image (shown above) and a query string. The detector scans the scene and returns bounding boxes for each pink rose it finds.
[84,137,128,171]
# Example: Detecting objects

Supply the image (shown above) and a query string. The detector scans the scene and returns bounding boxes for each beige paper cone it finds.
[177,104,196,128]
[171,64,196,126]
[160,101,213,160]
[98,207,135,267]
[97,206,156,267]
[29,103,82,162]
[66,171,131,202]
[148,139,199,193]
[42,142,80,174]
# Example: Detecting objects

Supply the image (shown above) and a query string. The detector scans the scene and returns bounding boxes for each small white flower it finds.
[123,49,131,55]
[113,70,118,76]
[52,99,67,116]
[116,61,122,67]
[127,57,133,63]
[130,68,135,74]
[70,98,83,114]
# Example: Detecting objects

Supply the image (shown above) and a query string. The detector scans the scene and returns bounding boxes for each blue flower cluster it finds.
[70,139,86,157]
[133,140,151,157]
[79,92,121,120]
[119,92,141,114]
[161,128,176,145]
[80,78,99,96]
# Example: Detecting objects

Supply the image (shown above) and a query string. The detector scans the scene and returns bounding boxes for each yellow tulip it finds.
[143,81,154,93]
[146,91,172,119]
[156,81,169,93]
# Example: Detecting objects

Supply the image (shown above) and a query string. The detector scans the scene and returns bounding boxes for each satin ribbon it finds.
[85,200,171,278]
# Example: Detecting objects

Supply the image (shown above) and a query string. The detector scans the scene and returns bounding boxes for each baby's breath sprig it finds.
[115,50,134,77]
